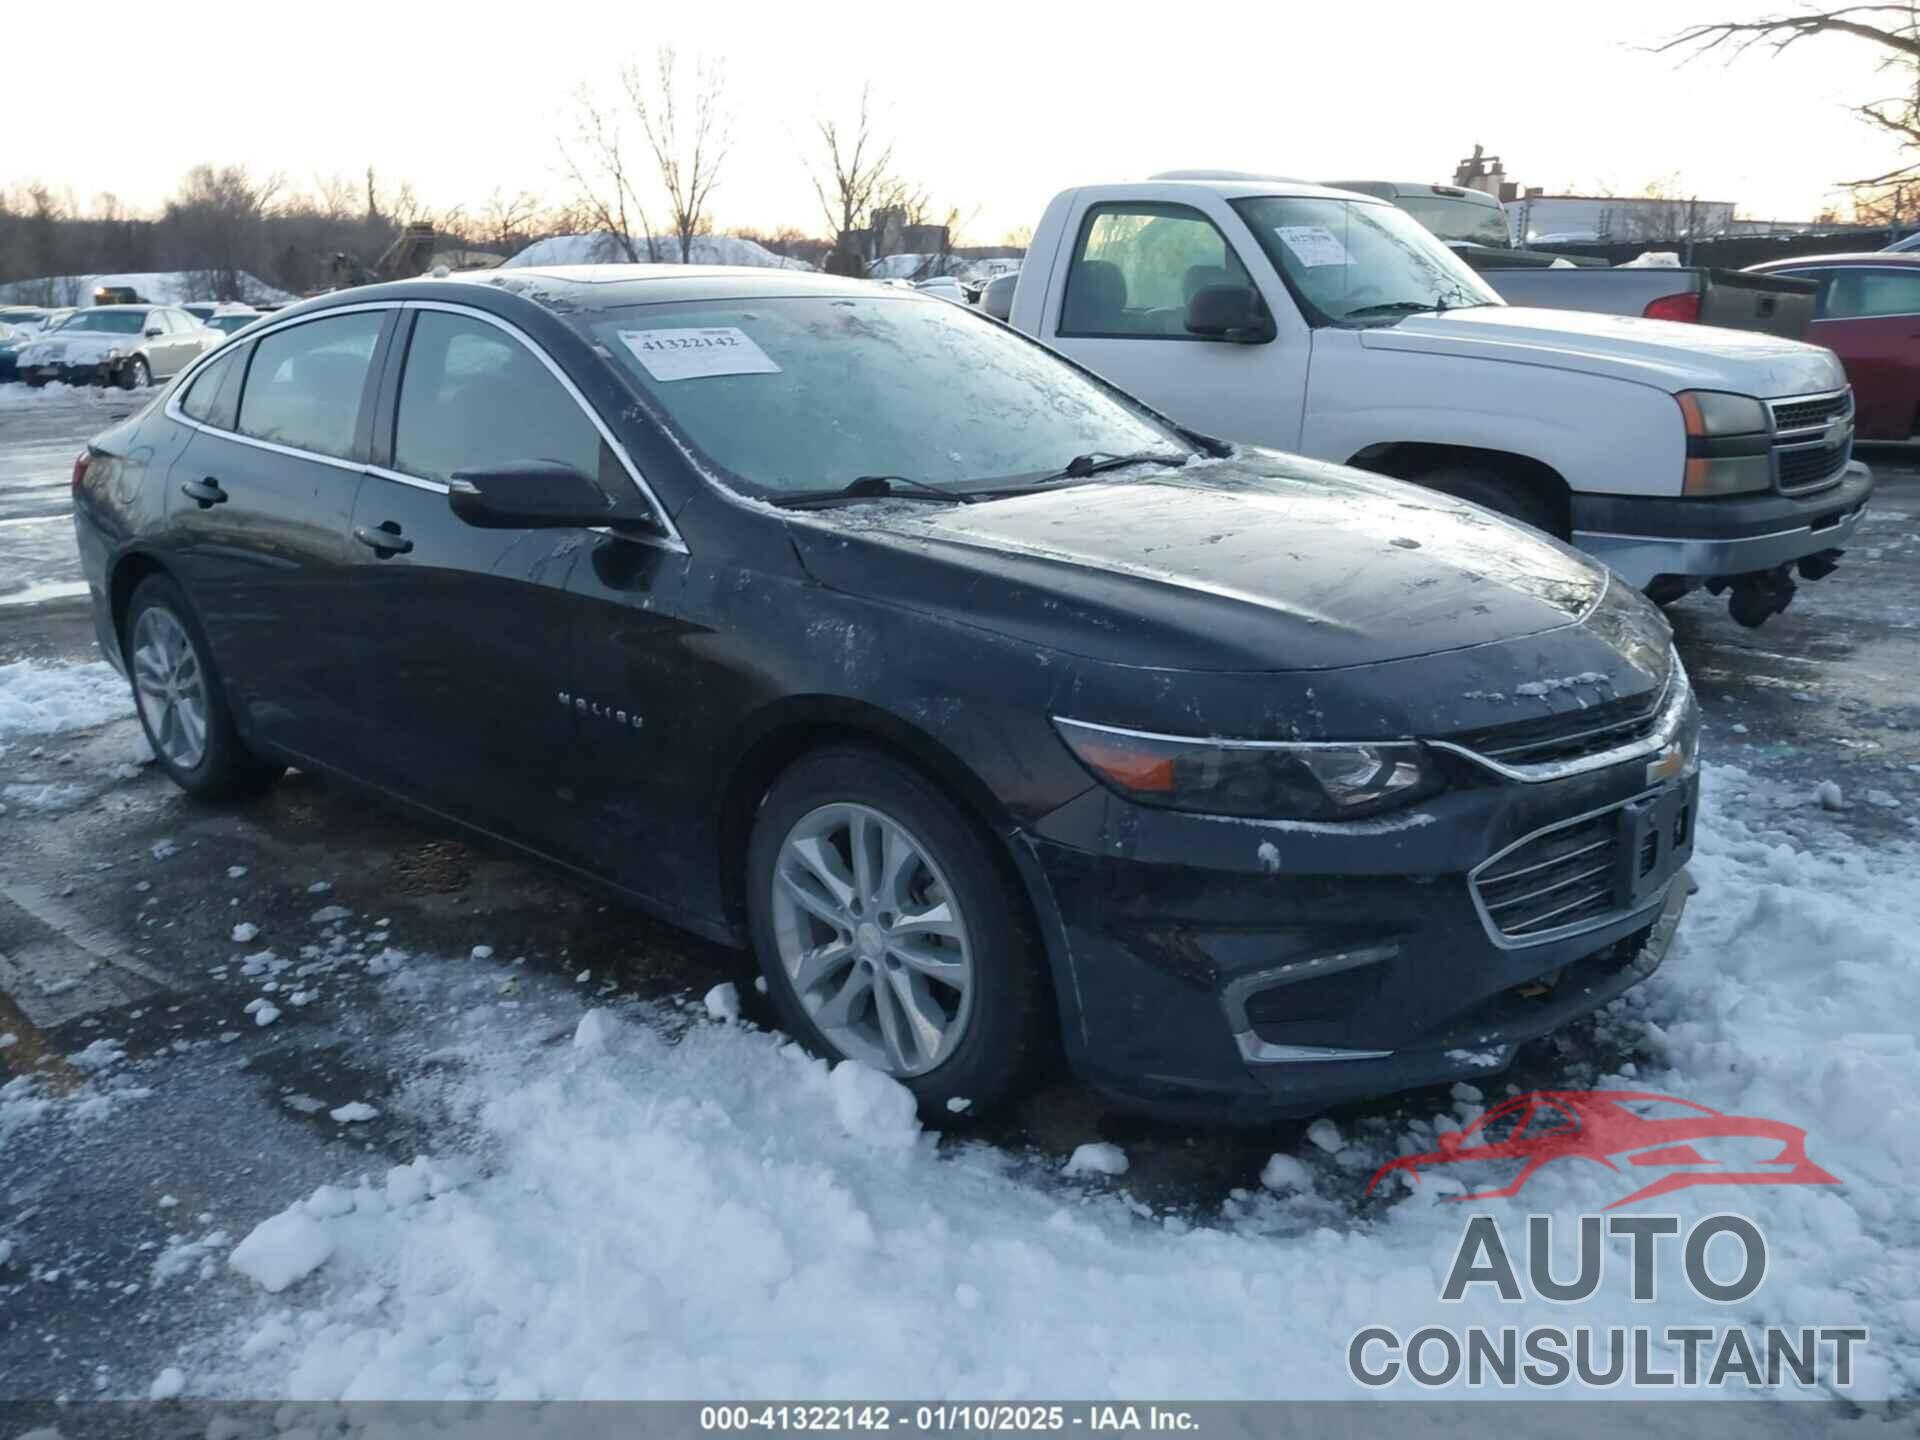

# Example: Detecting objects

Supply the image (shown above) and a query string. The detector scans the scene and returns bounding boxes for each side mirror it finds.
[144,326,164,338]
[1185,285,1276,344]
[448,460,638,530]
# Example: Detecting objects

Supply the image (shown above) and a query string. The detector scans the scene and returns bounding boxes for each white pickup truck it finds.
[1006,176,1873,625]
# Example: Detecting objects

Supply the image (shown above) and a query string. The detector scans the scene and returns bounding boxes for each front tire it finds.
[746,747,1053,1115]
[118,356,150,390]
[124,574,283,800]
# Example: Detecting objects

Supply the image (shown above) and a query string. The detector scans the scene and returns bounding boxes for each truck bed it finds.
[1474,265,1817,340]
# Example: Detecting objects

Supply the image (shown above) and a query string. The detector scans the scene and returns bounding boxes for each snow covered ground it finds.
[1,644,1911,1407]
[0,271,293,308]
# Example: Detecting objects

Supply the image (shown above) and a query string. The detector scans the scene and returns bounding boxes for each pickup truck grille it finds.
[1768,388,1853,496]
[1472,812,1622,940]
[1446,684,1665,768]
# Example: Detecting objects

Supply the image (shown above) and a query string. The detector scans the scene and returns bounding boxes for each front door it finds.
[161,307,392,762]
[1039,198,1309,449]
[341,305,602,851]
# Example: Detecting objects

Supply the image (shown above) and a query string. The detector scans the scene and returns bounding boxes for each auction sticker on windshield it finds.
[1273,225,1351,268]
[618,327,781,381]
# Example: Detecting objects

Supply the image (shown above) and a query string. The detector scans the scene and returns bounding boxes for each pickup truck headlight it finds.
[1053,719,1444,820]
[1677,390,1770,496]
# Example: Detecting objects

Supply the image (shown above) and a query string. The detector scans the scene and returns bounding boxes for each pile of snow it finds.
[189,764,1916,1402]
[0,271,293,307]
[502,233,811,272]
[0,659,132,742]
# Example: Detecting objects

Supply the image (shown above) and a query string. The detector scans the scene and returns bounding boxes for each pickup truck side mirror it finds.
[1185,285,1276,344]
[448,460,652,531]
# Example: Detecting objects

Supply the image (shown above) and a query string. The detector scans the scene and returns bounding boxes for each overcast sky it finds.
[10,1,1909,243]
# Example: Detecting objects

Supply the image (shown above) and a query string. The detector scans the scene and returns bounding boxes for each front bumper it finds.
[18,359,125,386]
[1569,461,1872,587]
[1016,746,1698,1123]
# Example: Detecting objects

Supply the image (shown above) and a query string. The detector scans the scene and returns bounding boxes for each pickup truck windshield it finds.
[579,294,1191,498]
[1231,197,1502,325]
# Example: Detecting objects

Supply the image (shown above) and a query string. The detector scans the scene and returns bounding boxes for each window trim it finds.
[1057,200,1258,343]
[367,300,685,552]
[163,302,397,477]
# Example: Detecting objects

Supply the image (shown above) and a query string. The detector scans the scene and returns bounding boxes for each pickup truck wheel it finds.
[1412,465,1564,538]
[746,747,1054,1118]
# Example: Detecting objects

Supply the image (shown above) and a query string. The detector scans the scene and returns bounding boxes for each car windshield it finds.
[577,293,1191,497]
[1389,194,1512,248]
[1231,196,1503,325]
[58,310,148,334]
[209,314,255,332]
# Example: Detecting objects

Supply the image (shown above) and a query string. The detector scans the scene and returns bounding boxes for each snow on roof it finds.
[0,271,293,307]
[503,233,811,272]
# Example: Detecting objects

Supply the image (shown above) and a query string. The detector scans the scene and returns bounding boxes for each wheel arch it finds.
[107,549,172,653]
[715,696,1019,936]
[1346,441,1573,539]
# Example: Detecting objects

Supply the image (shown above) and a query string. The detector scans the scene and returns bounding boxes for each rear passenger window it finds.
[1061,203,1250,338]
[392,311,612,486]
[179,349,241,427]
[237,312,384,460]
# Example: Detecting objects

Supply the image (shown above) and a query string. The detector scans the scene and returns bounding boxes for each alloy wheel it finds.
[770,802,975,1077]
[131,607,208,770]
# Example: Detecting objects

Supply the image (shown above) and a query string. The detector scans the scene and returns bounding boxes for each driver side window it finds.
[1061,203,1250,340]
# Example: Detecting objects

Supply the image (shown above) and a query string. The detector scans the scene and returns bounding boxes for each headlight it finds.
[1053,719,1445,821]
[1676,390,1770,496]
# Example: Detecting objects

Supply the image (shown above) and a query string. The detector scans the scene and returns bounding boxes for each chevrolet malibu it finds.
[71,268,1699,1120]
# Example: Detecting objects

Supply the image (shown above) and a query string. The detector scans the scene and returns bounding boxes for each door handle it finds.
[353,522,413,557]
[180,477,226,508]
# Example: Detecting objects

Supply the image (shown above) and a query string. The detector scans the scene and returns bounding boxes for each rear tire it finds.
[745,747,1054,1116]
[1411,464,1565,537]
[123,574,283,801]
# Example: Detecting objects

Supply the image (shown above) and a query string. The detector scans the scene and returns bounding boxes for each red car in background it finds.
[1748,252,1920,439]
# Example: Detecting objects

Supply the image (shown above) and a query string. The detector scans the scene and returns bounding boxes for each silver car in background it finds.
[14,304,221,389]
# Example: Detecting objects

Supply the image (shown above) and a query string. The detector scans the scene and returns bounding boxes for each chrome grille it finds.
[1473,813,1621,940]
[1446,685,1664,768]
[1768,389,1852,497]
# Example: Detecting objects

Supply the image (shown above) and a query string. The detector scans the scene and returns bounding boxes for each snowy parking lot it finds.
[3,384,1920,1419]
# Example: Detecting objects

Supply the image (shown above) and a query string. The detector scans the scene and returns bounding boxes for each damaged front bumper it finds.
[1569,461,1872,590]
[1014,744,1699,1123]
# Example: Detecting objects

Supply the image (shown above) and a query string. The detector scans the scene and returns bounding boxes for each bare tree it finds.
[1659,6,1920,193]
[810,85,899,273]
[624,47,730,264]
[561,84,660,262]
[161,164,285,300]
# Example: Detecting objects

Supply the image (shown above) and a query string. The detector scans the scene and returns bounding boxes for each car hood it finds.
[21,333,127,361]
[784,452,1612,673]
[1360,305,1846,398]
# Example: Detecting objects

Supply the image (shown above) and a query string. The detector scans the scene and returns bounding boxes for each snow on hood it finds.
[1361,305,1847,399]
[503,233,812,271]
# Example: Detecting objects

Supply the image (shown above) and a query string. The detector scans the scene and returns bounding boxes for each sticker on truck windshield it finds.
[617,327,781,381]
[1273,225,1351,268]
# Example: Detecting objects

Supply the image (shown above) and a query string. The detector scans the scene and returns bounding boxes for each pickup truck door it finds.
[1033,197,1311,450]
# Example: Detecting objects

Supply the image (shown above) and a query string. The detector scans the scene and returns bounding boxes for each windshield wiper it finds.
[1342,300,1445,320]
[1042,450,1192,482]
[770,474,975,510]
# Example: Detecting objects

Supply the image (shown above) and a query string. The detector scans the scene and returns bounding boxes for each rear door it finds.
[1039,198,1309,448]
[162,305,392,762]
[1781,264,1920,438]
[341,303,601,852]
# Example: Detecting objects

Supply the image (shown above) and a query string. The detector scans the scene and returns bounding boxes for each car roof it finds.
[1115,175,1382,204]
[1750,252,1920,270]
[426,264,928,309]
